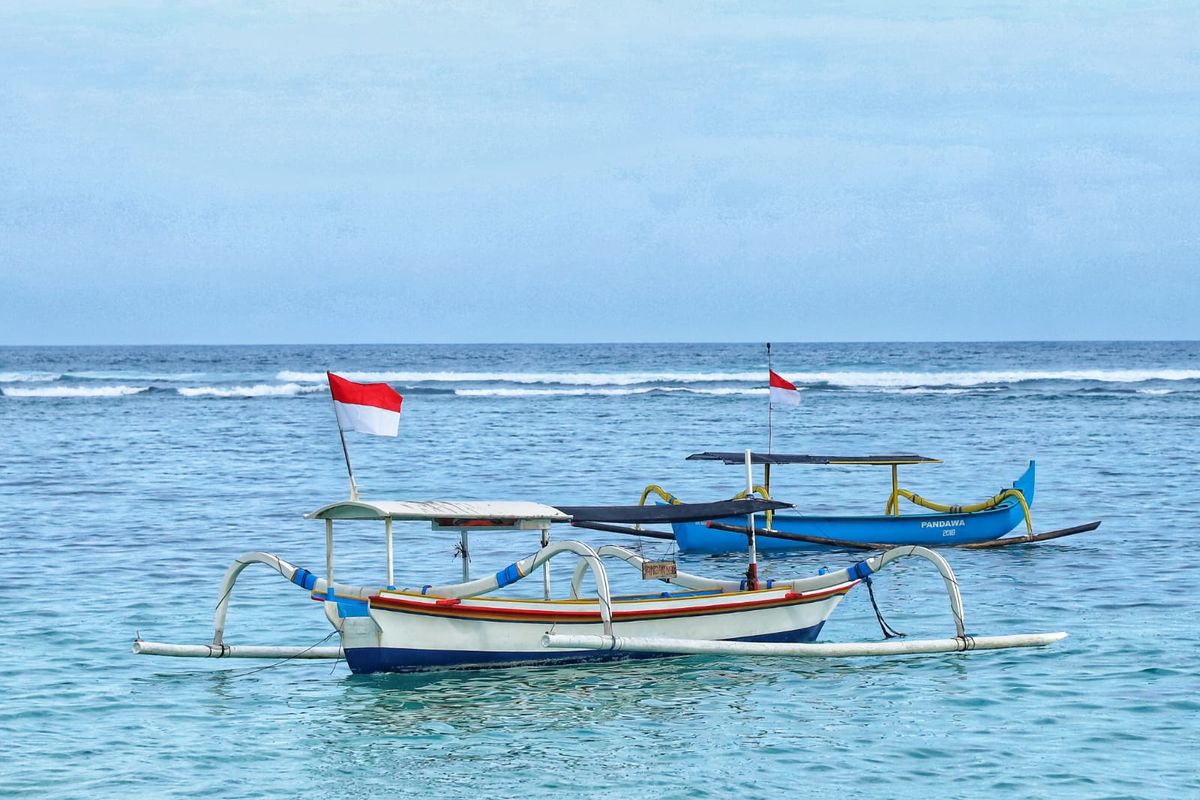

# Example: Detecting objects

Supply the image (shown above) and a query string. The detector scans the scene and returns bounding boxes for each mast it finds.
[744,449,759,590]
[765,342,773,496]
[767,341,773,454]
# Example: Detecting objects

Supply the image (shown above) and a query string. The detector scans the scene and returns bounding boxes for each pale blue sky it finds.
[2,2,1197,344]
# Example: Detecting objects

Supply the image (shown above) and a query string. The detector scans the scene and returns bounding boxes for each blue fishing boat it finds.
[660,453,1038,553]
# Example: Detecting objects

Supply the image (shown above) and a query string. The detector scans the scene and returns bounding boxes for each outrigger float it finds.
[134,494,1067,674]
[642,453,1100,553]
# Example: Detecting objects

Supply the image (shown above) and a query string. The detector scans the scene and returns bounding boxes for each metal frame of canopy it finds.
[305,499,571,591]
[302,497,789,596]
[686,451,943,516]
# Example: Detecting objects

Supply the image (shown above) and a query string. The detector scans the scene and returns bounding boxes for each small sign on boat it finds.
[641,560,678,580]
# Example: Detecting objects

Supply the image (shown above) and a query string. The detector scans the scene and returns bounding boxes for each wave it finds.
[885,387,975,395]
[279,370,761,386]
[62,371,213,382]
[454,387,768,398]
[279,368,1200,389]
[177,383,327,398]
[0,372,62,383]
[777,369,1200,388]
[1,385,148,398]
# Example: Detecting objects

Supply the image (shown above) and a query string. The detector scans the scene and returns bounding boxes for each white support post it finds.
[325,519,335,596]
[385,517,394,588]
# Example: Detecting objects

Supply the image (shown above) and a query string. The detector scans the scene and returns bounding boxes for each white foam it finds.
[1136,388,1173,396]
[279,370,762,386]
[1,385,147,398]
[802,369,1200,387]
[279,368,1200,389]
[0,372,61,383]
[454,387,767,398]
[887,387,973,395]
[177,383,327,398]
[66,370,211,382]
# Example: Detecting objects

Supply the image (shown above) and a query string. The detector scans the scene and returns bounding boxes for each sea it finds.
[1,341,1197,799]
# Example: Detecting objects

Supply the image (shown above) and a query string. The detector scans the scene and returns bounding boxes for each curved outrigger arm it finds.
[406,540,615,636]
[211,551,373,646]
[567,544,964,638]
[547,544,1065,657]
[135,541,621,659]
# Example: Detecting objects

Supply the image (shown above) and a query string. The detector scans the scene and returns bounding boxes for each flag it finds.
[769,369,801,406]
[327,372,403,436]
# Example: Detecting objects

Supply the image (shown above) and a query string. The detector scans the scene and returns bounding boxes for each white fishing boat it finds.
[133,495,1066,674]
[134,376,1065,673]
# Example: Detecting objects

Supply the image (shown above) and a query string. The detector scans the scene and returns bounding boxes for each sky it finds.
[1,2,1198,344]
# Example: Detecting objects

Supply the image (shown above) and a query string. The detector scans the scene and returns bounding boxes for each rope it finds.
[863,575,905,639]
[224,630,342,679]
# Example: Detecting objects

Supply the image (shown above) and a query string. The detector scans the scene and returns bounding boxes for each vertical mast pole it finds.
[767,342,773,455]
[744,449,758,590]
[764,343,773,528]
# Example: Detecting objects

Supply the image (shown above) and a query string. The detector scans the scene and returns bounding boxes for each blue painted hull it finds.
[344,622,827,674]
[673,462,1036,553]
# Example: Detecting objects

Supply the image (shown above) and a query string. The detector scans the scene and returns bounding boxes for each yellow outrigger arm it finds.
[683,451,1033,532]
[887,487,1033,533]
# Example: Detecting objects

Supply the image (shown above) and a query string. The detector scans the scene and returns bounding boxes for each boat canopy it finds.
[306,500,571,527]
[556,498,791,524]
[687,452,942,466]
[307,498,790,527]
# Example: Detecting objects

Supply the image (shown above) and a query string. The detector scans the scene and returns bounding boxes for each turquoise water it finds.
[2,342,1197,798]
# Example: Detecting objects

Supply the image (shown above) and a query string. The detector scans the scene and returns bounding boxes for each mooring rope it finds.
[863,575,905,639]
[224,630,342,679]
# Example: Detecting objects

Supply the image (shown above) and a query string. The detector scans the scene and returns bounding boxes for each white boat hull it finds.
[340,581,857,673]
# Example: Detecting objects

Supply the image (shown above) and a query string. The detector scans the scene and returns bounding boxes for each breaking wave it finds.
[454,387,768,398]
[279,368,1200,389]
[279,370,761,386]
[1,385,148,398]
[0,372,62,383]
[177,383,326,398]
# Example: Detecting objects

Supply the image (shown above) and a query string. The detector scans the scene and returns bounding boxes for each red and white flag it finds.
[768,369,801,406]
[327,372,403,437]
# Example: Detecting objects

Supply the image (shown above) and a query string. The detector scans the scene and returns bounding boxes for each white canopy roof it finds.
[305,499,571,526]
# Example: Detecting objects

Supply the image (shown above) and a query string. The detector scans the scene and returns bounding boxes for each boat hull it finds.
[673,461,1035,553]
[339,581,855,674]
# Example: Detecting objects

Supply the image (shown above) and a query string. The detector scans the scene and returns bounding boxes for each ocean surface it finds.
[2,341,1197,799]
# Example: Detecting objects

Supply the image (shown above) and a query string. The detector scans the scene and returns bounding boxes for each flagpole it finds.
[327,372,359,501]
[337,426,359,501]
[767,342,773,455]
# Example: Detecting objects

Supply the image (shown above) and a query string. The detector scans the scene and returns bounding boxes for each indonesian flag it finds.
[769,369,801,406]
[327,372,403,437]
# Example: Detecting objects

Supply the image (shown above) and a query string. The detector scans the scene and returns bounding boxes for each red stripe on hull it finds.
[368,583,856,624]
